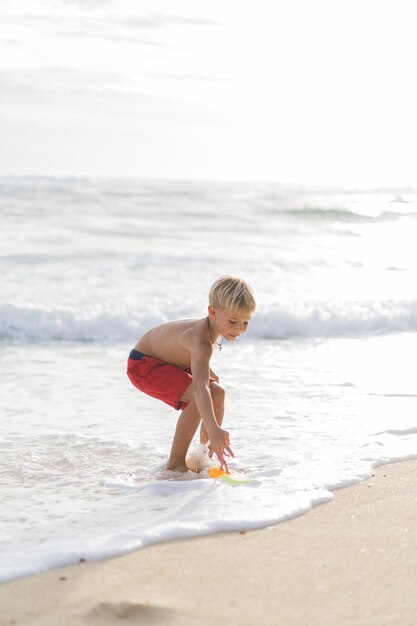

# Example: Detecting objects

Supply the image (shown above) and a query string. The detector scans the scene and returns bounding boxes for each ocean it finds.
[1,176,417,582]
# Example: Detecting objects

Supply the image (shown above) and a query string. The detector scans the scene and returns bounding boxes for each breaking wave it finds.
[1,300,417,344]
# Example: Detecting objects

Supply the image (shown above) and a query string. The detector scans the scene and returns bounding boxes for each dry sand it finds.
[1,460,417,626]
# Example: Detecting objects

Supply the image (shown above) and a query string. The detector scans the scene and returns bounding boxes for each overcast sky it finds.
[1,0,416,187]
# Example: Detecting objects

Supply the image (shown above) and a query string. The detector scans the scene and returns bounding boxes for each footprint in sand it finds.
[85,601,174,624]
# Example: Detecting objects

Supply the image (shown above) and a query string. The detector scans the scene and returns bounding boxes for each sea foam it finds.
[2,300,417,343]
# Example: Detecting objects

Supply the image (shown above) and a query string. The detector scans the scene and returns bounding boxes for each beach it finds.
[1,459,416,626]
[3,2,417,622]
[1,178,417,620]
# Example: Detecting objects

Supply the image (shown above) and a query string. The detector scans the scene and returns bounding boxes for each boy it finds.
[127,275,256,473]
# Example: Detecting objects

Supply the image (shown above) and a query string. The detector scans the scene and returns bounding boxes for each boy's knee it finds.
[210,381,225,400]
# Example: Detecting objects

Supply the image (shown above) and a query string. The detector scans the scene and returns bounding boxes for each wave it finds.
[276,207,415,222]
[255,203,417,223]
[0,304,164,344]
[253,300,417,339]
[2,177,416,224]
[1,300,417,344]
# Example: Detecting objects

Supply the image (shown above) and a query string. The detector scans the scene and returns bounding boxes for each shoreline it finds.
[2,459,417,626]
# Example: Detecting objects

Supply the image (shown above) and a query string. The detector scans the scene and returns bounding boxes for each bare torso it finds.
[134,317,212,369]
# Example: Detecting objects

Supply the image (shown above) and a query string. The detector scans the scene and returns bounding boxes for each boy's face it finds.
[209,306,253,341]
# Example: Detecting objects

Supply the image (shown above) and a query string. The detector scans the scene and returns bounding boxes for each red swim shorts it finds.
[127,349,192,411]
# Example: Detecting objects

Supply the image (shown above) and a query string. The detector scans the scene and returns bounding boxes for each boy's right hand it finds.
[209,427,234,473]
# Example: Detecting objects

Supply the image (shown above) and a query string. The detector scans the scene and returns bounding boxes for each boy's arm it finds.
[191,341,233,470]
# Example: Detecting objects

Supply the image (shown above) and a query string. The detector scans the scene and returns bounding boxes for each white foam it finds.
[251,300,417,340]
[2,299,417,343]
[0,304,165,343]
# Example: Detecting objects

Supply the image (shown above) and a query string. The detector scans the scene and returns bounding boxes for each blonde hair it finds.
[209,275,256,314]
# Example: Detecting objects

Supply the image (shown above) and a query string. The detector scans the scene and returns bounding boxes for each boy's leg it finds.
[166,381,225,471]
[166,400,202,471]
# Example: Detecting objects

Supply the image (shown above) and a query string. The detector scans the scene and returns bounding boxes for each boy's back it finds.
[135,318,208,370]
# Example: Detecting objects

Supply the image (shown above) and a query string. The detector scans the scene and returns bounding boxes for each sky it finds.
[1,0,416,187]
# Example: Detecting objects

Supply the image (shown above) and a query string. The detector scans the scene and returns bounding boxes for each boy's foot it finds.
[165,462,188,473]
[165,462,202,474]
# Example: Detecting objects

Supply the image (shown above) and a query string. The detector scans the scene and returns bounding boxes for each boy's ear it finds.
[208,305,217,318]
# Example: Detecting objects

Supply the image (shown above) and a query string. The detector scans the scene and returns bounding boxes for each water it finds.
[1,177,417,582]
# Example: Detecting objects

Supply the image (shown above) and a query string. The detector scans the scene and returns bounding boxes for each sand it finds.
[1,460,417,626]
